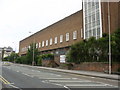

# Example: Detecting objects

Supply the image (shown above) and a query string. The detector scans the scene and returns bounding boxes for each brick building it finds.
[19,1,120,65]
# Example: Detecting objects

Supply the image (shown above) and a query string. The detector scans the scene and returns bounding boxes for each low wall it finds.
[42,60,58,67]
[72,62,120,72]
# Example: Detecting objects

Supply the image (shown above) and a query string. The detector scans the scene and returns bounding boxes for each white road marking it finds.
[96,81,118,88]
[37,71,41,72]
[8,84,20,89]
[91,77,95,78]
[64,86,71,90]
[48,80,92,83]
[56,75,61,77]
[72,78,78,79]
[50,73,61,77]
[41,78,72,80]
[16,71,19,72]
[22,73,34,78]
[65,84,107,87]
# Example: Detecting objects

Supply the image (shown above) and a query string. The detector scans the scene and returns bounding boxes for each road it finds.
[1,63,119,90]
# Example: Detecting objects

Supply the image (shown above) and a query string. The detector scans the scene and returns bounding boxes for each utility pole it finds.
[32,37,35,66]
[108,1,111,74]
[1,48,4,61]
[29,32,35,66]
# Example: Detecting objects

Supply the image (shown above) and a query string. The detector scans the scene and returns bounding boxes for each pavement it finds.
[16,64,120,81]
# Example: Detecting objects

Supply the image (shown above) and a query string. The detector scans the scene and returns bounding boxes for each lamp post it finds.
[108,1,111,74]
[29,32,35,66]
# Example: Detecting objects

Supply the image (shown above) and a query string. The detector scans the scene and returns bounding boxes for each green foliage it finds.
[67,29,120,63]
[26,43,39,65]
[5,52,19,63]
[111,28,120,62]
[40,53,54,60]
[15,43,40,65]
[15,56,27,64]
[37,56,42,66]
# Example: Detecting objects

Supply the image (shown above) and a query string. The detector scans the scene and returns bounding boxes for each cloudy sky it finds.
[0,0,82,52]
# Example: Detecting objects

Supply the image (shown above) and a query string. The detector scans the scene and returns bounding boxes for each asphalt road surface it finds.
[1,63,119,90]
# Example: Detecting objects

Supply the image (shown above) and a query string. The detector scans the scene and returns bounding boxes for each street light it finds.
[108,1,111,74]
[29,32,35,66]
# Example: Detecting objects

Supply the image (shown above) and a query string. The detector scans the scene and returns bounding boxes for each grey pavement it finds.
[16,64,120,81]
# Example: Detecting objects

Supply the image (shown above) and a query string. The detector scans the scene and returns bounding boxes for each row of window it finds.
[21,31,77,52]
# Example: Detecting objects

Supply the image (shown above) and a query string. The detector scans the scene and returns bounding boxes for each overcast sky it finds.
[0,0,82,52]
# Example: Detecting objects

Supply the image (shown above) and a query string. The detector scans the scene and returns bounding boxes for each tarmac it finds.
[16,64,120,81]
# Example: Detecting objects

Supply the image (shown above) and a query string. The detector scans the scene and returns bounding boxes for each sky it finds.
[0,0,82,52]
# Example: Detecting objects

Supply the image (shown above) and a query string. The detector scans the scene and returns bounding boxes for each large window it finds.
[50,38,52,45]
[46,40,48,46]
[73,31,77,40]
[36,43,38,48]
[54,37,57,44]
[60,35,63,43]
[42,41,44,47]
[66,33,69,41]
[39,42,41,48]
[83,0,102,39]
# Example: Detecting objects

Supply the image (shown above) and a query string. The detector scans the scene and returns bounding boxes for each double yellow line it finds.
[0,75,10,84]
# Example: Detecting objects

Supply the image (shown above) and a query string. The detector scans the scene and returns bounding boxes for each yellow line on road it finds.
[0,75,10,84]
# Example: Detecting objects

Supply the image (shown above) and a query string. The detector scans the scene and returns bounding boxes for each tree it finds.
[111,28,120,62]
[26,43,39,65]
[7,52,19,62]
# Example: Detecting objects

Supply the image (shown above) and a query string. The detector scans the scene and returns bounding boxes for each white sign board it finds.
[60,55,66,63]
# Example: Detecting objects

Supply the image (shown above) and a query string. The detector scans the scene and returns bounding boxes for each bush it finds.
[37,56,42,66]
[41,53,54,60]
[66,29,120,63]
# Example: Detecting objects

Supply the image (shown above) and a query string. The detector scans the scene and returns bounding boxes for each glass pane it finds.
[97,27,100,35]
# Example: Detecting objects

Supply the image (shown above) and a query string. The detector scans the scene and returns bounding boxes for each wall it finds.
[72,62,120,73]
[101,2,119,34]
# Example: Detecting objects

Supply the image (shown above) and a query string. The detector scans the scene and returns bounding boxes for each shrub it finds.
[37,56,42,66]
[41,53,54,60]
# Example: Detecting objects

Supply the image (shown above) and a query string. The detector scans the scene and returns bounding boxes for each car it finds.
[2,61,12,66]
